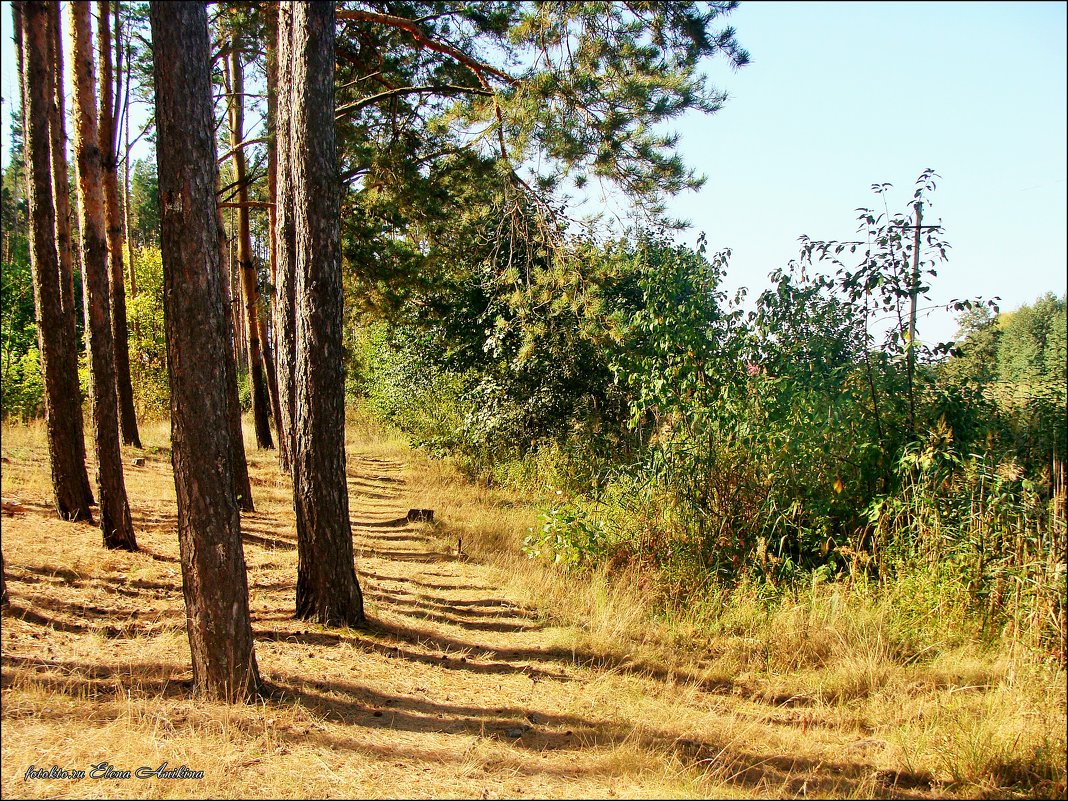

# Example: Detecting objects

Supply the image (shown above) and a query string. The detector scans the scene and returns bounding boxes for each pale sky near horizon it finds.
[2,1,1065,346]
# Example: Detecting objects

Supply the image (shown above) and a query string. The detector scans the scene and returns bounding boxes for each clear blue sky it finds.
[664,0,1067,344]
[3,2,1065,345]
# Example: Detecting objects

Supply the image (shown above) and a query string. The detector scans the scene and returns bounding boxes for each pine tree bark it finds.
[150,0,261,702]
[68,0,136,551]
[274,1,296,473]
[98,0,141,449]
[46,0,95,509]
[216,177,255,513]
[17,0,93,522]
[287,2,365,627]
[265,2,290,474]
[223,45,273,450]
[121,30,139,337]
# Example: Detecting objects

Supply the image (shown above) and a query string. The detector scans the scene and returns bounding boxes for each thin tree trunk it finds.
[216,174,255,513]
[150,0,261,703]
[223,44,273,450]
[275,1,295,471]
[265,2,290,473]
[16,0,93,522]
[98,0,141,449]
[288,2,365,627]
[47,0,94,509]
[68,0,136,551]
[121,25,139,338]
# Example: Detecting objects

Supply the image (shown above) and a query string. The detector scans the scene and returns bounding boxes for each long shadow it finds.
[255,626,568,683]
[345,487,402,501]
[381,599,543,634]
[135,547,180,564]
[267,669,592,739]
[12,564,83,585]
[380,593,533,619]
[358,571,492,593]
[362,617,762,700]
[243,531,297,551]
[352,517,410,529]
[4,603,91,634]
[353,532,430,546]
[357,549,458,565]
[257,671,934,797]
[1,654,191,699]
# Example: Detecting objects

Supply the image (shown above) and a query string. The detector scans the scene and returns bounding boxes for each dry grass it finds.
[2,413,1065,799]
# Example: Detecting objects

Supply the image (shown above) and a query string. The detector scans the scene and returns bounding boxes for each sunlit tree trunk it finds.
[223,43,273,450]
[274,1,295,473]
[46,0,94,509]
[286,1,365,626]
[216,175,255,513]
[150,0,261,702]
[265,1,290,473]
[98,0,140,448]
[68,0,136,551]
[16,0,93,522]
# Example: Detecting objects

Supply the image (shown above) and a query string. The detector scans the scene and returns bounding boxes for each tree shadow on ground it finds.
[259,669,936,798]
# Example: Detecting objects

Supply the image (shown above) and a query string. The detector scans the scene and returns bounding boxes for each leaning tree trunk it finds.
[68,0,136,551]
[98,0,140,449]
[286,1,364,627]
[150,0,261,703]
[223,44,273,450]
[16,0,93,522]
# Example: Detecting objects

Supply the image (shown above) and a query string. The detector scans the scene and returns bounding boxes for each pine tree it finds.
[284,0,365,626]
[15,0,93,522]
[67,0,137,550]
[150,0,262,701]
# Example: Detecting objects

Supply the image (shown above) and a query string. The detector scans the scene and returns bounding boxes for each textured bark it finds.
[223,45,273,450]
[98,0,141,449]
[17,0,93,522]
[68,0,136,551]
[288,2,365,627]
[265,3,290,474]
[121,29,139,332]
[46,0,94,509]
[216,177,255,513]
[274,1,296,474]
[150,0,261,702]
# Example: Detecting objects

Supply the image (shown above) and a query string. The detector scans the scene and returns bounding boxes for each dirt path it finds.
[0,431,937,799]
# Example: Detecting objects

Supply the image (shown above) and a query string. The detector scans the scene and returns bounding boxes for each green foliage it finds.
[1,345,44,421]
[126,246,169,416]
[129,158,160,250]
[522,501,611,574]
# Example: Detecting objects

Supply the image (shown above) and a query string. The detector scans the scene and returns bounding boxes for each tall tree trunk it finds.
[287,2,365,627]
[16,0,93,522]
[121,26,139,338]
[98,0,141,449]
[274,1,295,473]
[68,0,136,551]
[265,2,290,474]
[150,0,261,703]
[46,0,95,509]
[223,44,273,450]
[216,175,255,513]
